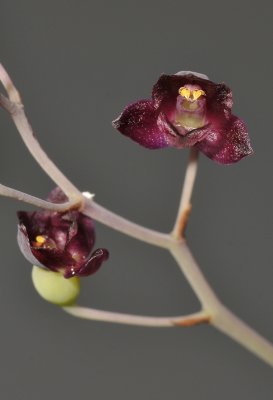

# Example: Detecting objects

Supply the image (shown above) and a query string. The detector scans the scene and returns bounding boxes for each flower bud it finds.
[31,265,80,306]
[17,187,109,279]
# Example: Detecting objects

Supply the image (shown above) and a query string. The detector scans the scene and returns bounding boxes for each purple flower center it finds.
[171,84,207,135]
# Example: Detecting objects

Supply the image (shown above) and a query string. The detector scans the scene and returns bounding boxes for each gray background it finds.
[0,0,272,398]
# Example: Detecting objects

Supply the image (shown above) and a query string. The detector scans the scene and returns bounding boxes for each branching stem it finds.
[1,63,273,368]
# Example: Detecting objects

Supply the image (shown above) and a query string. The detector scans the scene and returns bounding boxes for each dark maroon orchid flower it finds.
[17,188,109,279]
[113,71,253,164]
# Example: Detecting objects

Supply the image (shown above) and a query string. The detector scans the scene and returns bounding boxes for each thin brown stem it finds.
[62,306,209,328]
[172,148,199,238]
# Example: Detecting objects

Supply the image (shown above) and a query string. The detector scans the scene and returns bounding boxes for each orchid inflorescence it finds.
[0,64,272,368]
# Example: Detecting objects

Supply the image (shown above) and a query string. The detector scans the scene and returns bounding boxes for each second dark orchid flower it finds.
[113,71,253,164]
[17,188,109,279]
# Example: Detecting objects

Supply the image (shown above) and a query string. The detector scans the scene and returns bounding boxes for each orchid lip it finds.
[181,101,202,112]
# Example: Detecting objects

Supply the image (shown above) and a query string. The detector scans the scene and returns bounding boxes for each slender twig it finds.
[0,183,77,211]
[82,198,172,248]
[81,196,273,366]
[0,63,21,103]
[172,148,199,238]
[62,306,209,328]
[0,65,82,202]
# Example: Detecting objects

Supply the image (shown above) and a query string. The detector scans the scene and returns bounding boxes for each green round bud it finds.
[32,266,80,306]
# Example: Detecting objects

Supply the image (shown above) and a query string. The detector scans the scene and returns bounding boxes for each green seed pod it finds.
[32,266,80,306]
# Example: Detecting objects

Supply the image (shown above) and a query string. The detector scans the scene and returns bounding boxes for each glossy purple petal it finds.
[113,100,170,149]
[196,115,253,164]
[30,247,75,272]
[65,213,95,260]
[17,223,46,269]
[112,99,209,149]
[64,248,109,278]
[17,220,75,271]
[49,215,73,250]
[18,210,72,250]
[152,73,232,121]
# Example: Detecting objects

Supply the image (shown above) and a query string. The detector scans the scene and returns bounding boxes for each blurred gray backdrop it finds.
[0,0,273,398]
